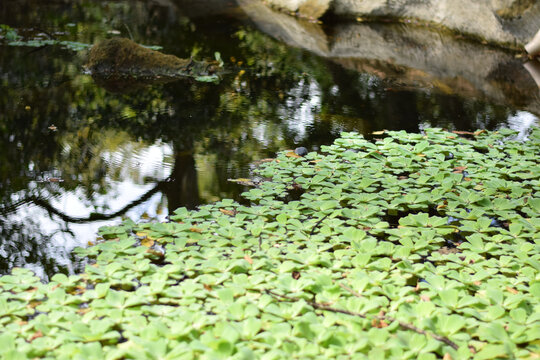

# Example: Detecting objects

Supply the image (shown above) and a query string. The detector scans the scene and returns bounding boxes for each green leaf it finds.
[438,314,465,335]
[194,75,220,83]
[527,198,540,213]
[474,344,509,360]
[439,289,459,308]
[217,288,234,304]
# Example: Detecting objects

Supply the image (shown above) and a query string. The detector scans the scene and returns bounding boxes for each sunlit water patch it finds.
[0,140,175,278]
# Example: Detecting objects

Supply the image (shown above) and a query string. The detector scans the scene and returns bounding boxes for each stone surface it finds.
[239,1,540,115]
[262,0,331,19]
[262,0,540,47]
[525,29,540,56]
[238,0,329,56]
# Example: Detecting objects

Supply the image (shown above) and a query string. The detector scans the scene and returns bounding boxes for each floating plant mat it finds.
[1,128,539,359]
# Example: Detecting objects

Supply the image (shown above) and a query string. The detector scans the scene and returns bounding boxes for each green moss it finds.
[87,37,220,79]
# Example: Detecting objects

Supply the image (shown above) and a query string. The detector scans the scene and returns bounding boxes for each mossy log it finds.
[86,38,220,79]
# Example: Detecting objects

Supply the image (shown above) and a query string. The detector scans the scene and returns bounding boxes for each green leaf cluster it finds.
[0,128,538,359]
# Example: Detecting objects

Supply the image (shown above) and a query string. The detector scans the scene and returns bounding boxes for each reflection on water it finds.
[505,111,540,140]
[0,0,538,279]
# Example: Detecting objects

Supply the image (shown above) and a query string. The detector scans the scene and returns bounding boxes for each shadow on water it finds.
[0,0,538,279]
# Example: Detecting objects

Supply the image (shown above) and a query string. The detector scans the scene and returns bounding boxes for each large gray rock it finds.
[238,0,329,56]
[262,0,540,47]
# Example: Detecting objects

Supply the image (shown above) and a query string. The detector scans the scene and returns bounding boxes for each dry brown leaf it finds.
[47,177,63,183]
[371,318,389,328]
[219,208,237,216]
[27,301,42,309]
[141,238,154,248]
[203,284,212,291]
[443,353,452,360]
[506,286,519,295]
[453,166,468,173]
[145,249,164,257]
[190,227,203,233]
[286,151,301,158]
[29,331,43,342]
[77,308,91,315]
[292,271,301,280]
[452,130,475,135]
[244,254,253,264]
[228,178,255,186]
[420,294,431,302]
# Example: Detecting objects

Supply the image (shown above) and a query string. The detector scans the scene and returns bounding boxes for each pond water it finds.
[1,0,538,279]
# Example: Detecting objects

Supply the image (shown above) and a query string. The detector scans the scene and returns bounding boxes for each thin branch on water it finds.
[338,283,362,298]
[309,214,329,236]
[337,283,460,349]
[263,288,459,350]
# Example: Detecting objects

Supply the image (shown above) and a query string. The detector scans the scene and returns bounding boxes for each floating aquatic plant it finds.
[1,24,162,52]
[0,128,538,359]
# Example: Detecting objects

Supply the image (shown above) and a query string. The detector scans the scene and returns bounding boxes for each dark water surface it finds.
[1,0,538,279]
